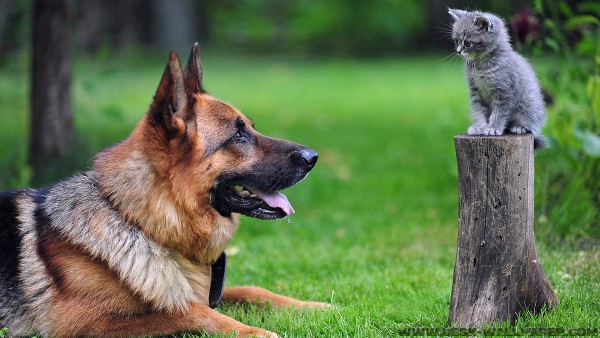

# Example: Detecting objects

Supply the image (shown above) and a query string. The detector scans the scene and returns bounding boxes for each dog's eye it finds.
[232,132,249,143]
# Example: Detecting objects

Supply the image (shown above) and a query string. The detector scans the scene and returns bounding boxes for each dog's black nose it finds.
[298,148,318,168]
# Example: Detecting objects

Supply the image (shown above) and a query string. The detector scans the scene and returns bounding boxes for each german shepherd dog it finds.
[0,44,326,337]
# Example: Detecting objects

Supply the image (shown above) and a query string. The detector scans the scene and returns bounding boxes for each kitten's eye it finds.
[464,41,472,48]
[454,38,458,45]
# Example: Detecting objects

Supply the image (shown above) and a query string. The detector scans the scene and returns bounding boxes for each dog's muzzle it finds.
[212,147,318,220]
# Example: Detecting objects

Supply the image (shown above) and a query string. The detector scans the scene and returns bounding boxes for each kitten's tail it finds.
[534,135,548,151]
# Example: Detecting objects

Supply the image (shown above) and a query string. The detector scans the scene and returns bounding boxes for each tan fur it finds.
[93,94,250,264]
[48,298,275,338]
[223,286,332,308]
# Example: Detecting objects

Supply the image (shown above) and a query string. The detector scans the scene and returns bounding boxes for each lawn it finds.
[0,50,598,337]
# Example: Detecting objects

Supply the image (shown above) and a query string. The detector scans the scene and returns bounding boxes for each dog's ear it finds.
[149,51,187,136]
[184,42,204,94]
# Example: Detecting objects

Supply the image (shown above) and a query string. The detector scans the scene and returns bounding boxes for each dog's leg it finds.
[49,299,277,338]
[223,286,330,308]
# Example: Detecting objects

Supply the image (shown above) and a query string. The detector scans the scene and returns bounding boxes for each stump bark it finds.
[449,134,557,327]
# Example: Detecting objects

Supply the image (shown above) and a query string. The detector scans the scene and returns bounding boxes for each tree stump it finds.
[449,134,557,327]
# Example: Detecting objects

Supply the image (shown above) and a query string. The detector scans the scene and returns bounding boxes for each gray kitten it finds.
[449,8,546,149]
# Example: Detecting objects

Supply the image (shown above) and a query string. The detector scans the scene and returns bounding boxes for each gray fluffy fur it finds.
[449,8,547,149]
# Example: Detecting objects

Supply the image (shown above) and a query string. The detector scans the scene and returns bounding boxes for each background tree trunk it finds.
[0,0,11,56]
[449,134,557,327]
[30,0,73,185]
[153,0,194,55]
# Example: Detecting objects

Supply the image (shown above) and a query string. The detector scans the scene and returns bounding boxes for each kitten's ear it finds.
[474,15,493,32]
[448,8,467,21]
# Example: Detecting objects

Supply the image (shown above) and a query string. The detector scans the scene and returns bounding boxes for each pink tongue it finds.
[252,189,295,216]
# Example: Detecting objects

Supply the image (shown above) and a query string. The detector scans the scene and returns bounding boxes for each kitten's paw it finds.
[467,126,484,135]
[509,125,528,134]
[483,128,503,136]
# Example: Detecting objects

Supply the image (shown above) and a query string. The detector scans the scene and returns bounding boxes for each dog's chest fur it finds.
[31,173,220,312]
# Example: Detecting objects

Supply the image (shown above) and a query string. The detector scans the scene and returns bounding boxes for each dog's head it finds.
[143,43,317,220]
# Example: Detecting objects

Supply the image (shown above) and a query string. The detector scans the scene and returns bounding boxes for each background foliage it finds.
[532,0,600,239]
[0,0,544,58]
[208,0,427,56]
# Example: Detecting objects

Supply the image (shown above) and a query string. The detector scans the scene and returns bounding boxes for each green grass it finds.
[0,50,598,336]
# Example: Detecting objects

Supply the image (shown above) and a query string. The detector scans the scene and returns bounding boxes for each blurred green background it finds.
[0,0,599,336]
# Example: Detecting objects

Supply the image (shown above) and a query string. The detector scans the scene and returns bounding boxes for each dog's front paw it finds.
[467,126,484,135]
[483,128,503,136]
[239,327,278,338]
[509,125,528,134]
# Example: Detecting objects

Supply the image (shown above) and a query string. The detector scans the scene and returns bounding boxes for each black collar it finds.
[209,252,227,308]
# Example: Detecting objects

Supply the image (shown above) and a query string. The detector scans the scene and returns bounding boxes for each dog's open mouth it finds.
[232,185,295,216]
[213,183,295,220]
